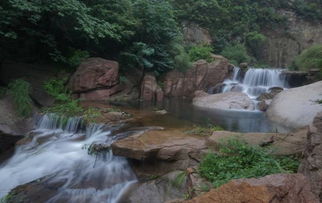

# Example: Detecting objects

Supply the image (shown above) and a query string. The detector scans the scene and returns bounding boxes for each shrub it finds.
[8,79,33,117]
[221,43,251,65]
[199,139,299,187]
[293,45,322,74]
[188,45,214,62]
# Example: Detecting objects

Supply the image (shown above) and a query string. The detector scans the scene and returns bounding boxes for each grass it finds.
[199,138,299,188]
[185,124,224,136]
[0,87,7,98]
[8,79,33,117]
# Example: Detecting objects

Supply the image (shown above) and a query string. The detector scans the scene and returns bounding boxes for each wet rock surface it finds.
[182,174,319,203]
[299,112,322,201]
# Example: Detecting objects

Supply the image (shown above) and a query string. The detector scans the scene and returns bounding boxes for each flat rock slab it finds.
[209,129,307,155]
[111,129,207,161]
[193,92,255,111]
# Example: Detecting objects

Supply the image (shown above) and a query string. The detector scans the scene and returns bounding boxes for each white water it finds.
[0,114,136,202]
[222,67,288,99]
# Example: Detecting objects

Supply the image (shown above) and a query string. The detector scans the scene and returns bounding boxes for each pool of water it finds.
[131,99,289,133]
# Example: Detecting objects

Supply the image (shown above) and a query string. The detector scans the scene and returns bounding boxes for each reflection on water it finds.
[137,99,288,133]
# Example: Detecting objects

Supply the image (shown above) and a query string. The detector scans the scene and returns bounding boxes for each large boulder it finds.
[193,92,255,111]
[69,58,121,100]
[267,81,322,129]
[209,129,307,155]
[140,74,164,103]
[163,57,232,98]
[182,174,319,203]
[111,129,208,177]
[299,112,322,201]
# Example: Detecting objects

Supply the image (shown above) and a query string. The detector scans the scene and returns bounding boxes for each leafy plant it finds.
[221,43,252,65]
[199,138,299,187]
[188,45,214,62]
[293,45,322,77]
[8,79,33,117]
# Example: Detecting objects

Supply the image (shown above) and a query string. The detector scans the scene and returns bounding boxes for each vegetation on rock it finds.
[199,139,299,187]
[8,79,33,117]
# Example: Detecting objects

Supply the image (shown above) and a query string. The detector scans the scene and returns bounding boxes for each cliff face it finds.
[261,10,322,68]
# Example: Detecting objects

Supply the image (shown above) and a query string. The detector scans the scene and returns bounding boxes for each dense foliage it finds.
[293,45,322,77]
[199,139,299,187]
[8,79,33,117]
[188,45,214,62]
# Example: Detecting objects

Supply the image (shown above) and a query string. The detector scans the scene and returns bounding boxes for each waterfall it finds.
[0,114,136,203]
[222,67,288,99]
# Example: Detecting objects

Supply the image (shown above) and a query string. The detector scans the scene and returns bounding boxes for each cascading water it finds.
[222,67,288,99]
[0,114,136,202]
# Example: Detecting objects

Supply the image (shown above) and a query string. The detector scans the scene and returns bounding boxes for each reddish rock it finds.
[140,74,164,102]
[183,174,319,203]
[163,57,232,98]
[79,84,124,101]
[69,58,120,100]
[299,112,322,201]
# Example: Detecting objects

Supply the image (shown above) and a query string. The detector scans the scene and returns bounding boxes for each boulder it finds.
[257,87,283,101]
[163,57,232,98]
[267,81,322,129]
[257,100,269,112]
[69,57,121,100]
[121,171,188,203]
[182,22,212,45]
[299,112,322,201]
[140,74,164,102]
[209,129,307,155]
[182,174,319,203]
[281,70,308,87]
[193,92,255,111]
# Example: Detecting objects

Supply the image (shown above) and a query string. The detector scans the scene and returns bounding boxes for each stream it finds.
[0,114,137,202]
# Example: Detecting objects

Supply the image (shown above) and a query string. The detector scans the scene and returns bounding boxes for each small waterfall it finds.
[222,67,288,99]
[0,114,136,203]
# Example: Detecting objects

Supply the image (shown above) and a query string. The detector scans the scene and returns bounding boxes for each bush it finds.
[188,45,214,62]
[8,79,33,117]
[293,45,322,73]
[221,43,252,65]
[199,139,299,187]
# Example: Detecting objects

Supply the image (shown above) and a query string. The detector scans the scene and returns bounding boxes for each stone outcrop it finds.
[193,91,255,111]
[261,10,322,67]
[0,96,35,136]
[0,61,55,107]
[140,74,164,103]
[299,112,322,201]
[267,81,322,129]
[183,174,319,203]
[209,129,307,155]
[163,56,232,98]
[182,22,212,45]
[121,171,188,203]
[281,71,309,87]
[69,57,122,100]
